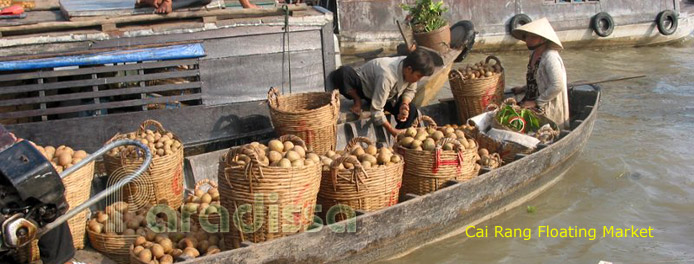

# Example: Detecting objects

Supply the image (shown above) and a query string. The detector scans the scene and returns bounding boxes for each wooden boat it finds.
[334,0,694,54]
[178,84,601,263]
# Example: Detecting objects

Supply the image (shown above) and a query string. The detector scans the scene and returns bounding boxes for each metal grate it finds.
[0,58,202,124]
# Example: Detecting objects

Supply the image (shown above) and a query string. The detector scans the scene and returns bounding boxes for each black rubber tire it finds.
[591,12,615,37]
[509,14,532,32]
[656,10,678,36]
[450,20,476,62]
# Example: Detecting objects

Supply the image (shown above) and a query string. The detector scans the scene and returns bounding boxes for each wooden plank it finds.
[319,21,335,91]
[0,59,199,82]
[199,50,325,105]
[61,0,220,18]
[0,93,202,119]
[0,6,308,34]
[0,10,64,27]
[0,82,201,107]
[0,70,199,96]
[201,30,322,59]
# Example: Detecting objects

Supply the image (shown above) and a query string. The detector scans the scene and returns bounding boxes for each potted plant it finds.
[401,0,450,53]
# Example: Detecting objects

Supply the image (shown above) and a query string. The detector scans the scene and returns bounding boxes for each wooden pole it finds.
[0,5,307,33]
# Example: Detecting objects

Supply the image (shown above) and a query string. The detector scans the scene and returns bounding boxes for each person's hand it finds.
[512,86,526,95]
[398,103,410,122]
[521,100,537,109]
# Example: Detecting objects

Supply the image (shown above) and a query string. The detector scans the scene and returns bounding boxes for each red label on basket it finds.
[432,150,463,174]
[388,182,402,206]
[297,120,313,146]
[172,166,183,195]
[481,85,498,108]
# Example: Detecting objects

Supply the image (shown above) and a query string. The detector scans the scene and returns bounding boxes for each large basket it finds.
[267,87,340,154]
[397,116,479,195]
[449,55,505,122]
[219,135,322,250]
[62,160,95,249]
[104,120,184,210]
[318,137,404,222]
[87,229,138,264]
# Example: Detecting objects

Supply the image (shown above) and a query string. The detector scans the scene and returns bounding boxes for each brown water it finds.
[371,41,694,263]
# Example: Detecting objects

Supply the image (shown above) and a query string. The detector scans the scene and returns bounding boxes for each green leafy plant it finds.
[401,0,449,33]
[495,105,541,133]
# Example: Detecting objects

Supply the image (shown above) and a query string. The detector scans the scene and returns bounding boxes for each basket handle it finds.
[138,120,167,135]
[485,55,504,72]
[225,144,266,183]
[344,137,374,152]
[436,137,464,152]
[329,155,369,192]
[330,89,341,118]
[278,134,308,150]
[413,115,437,129]
[485,103,499,112]
[194,178,218,191]
[502,97,517,106]
[448,68,465,83]
[267,87,281,108]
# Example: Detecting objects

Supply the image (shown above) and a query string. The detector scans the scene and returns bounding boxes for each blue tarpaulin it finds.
[0,43,206,71]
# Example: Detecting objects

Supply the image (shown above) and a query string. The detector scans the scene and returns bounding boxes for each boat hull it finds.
[186,85,600,263]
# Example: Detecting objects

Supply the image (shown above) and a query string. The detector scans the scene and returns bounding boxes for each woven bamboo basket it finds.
[187,179,223,231]
[449,55,505,122]
[267,87,340,154]
[87,229,138,264]
[318,137,404,222]
[104,120,184,210]
[62,160,95,249]
[219,135,321,250]
[397,116,479,195]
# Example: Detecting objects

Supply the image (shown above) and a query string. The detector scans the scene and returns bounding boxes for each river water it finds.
[370,41,694,263]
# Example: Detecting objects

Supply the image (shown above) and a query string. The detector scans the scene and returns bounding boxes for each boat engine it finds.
[0,124,152,262]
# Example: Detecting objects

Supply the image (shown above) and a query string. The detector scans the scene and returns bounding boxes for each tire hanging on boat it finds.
[656,10,678,36]
[509,14,532,32]
[591,12,615,37]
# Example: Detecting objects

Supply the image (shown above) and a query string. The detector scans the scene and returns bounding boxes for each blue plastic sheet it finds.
[0,43,206,71]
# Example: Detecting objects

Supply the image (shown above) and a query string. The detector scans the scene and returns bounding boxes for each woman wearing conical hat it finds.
[511,18,570,129]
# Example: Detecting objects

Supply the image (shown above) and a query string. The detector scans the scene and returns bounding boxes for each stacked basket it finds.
[104,120,184,210]
[396,116,479,195]
[219,135,322,250]
[318,137,404,222]
[267,87,340,154]
[449,55,505,123]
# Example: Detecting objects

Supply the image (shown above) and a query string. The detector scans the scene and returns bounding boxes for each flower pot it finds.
[413,23,451,54]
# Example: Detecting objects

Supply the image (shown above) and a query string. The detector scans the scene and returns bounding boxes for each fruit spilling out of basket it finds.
[108,129,182,158]
[28,142,88,174]
[477,148,502,169]
[396,125,477,151]
[320,146,400,170]
[87,202,153,236]
[229,140,321,168]
[457,60,503,80]
[132,226,222,263]
[182,185,220,215]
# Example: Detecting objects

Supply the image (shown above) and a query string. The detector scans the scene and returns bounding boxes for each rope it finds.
[281,4,293,94]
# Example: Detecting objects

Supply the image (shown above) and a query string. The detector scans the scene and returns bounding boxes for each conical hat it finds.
[511,17,563,49]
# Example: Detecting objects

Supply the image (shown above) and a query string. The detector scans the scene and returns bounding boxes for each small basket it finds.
[104,120,185,210]
[468,115,534,164]
[87,229,138,264]
[187,179,222,230]
[449,55,505,122]
[397,116,479,195]
[318,137,404,222]
[219,135,322,250]
[267,87,340,154]
[62,160,95,249]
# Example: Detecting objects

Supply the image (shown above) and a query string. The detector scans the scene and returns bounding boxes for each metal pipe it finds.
[39,139,152,237]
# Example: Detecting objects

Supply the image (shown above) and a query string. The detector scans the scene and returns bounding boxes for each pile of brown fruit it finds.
[108,129,182,158]
[87,202,150,236]
[182,184,220,216]
[30,142,88,174]
[320,146,401,170]
[457,60,503,80]
[229,140,321,168]
[477,148,502,169]
[396,125,477,151]
[132,226,222,264]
